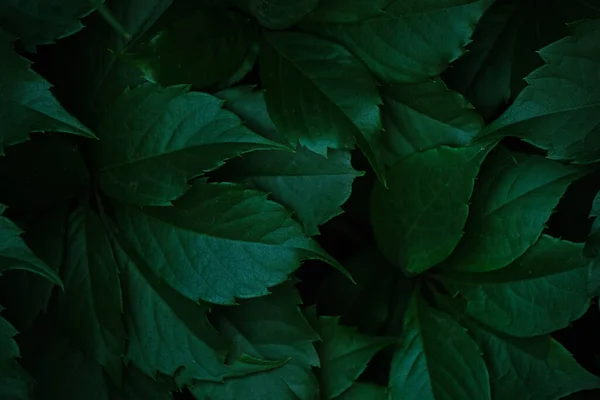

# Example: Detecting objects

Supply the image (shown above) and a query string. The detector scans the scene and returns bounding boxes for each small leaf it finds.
[0,314,32,400]
[301,0,492,82]
[381,78,484,165]
[127,8,259,89]
[389,291,491,400]
[313,315,395,399]
[92,83,282,206]
[230,0,319,29]
[0,204,62,287]
[115,182,338,305]
[443,149,584,272]
[0,30,94,153]
[306,0,391,23]
[260,31,385,182]
[440,235,593,337]
[480,19,600,163]
[371,145,489,274]
[58,206,126,384]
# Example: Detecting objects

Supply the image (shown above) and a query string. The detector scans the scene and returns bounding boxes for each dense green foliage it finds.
[2,0,600,399]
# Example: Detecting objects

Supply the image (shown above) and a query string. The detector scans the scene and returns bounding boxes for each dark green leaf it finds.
[92,83,282,206]
[467,319,600,400]
[333,383,388,400]
[442,149,584,272]
[230,0,319,29]
[389,291,491,400]
[111,366,173,400]
[306,0,391,23]
[481,19,600,163]
[0,30,93,153]
[0,314,32,400]
[0,204,62,287]
[59,206,126,384]
[115,182,339,305]
[371,145,488,274]
[313,315,395,399]
[585,191,600,257]
[260,31,385,182]
[381,78,483,165]
[0,0,95,47]
[301,0,492,82]
[440,235,593,337]
[127,8,259,89]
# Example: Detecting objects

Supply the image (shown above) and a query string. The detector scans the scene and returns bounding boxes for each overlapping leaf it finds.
[0,314,31,400]
[92,83,282,206]
[443,149,584,272]
[229,0,318,29]
[306,0,391,23]
[371,145,488,273]
[301,0,492,82]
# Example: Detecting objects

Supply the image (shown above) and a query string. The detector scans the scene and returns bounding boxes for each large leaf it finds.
[371,145,488,274]
[381,78,484,165]
[111,366,173,400]
[389,292,491,400]
[0,30,93,153]
[334,383,388,400]
[440,235,593,337]
[0,0,95,47]
[466,319,600,400]
[480,19,600,163]
[230,0,319,29]
[301,0,492,83]
[442,149,584,272]
[115,181,336,305]
[312,315,395,399]
[92,83,282,206]
[127,8,259,89]
[216,86,363,235]
[58,206,126,384]
[306,0,391,23]
[0,314,31,400]
[443,0,600,119]
[0,204,62,287]
[259,31,385,182]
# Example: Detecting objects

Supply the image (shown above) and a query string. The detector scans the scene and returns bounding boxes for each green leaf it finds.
[381,78,484,165]
[301,0,492,83]
[0,30,94,153]
[58,206,126,384]
[313,315,395,399]
[306,0,391,23]
[92,83,282,206]
[440,235,593,337]
[215,86,363,235]
[0,314,32,400]
[111,366,173,400]
[114,239,231,385]
[230,0,319,29]
[585,191,600,257]
[442,149,584,272]
[333,383,388,400]
[481,19,600,163]
[259,31,386,182]
[0,204,62,287]
[115,182,338,305]
[389,291,491,400]
[127,8,259,89]
[466,319,600,400]
[0,0,96,47]
[371,145,488,274]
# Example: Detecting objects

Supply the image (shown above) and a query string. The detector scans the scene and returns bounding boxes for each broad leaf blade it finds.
[111,366,173,400]
[481,19,600,163]
[440,235,593,337]
[92,83,282,206]
[260,31,385,182]
[313,315,395,399]
[0,31,94,152]
[306,0,391,23]
[443,149,584,272]
[371,145,488,274]
[230,0,318,29]
[0,314,32,400]
[127,8,259,89]
[301,0,492,82]
[0,204,62,287]
[333,383,388,400]
[59,206,126,384]
[381,79,484,165]
[389,292,491,400]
